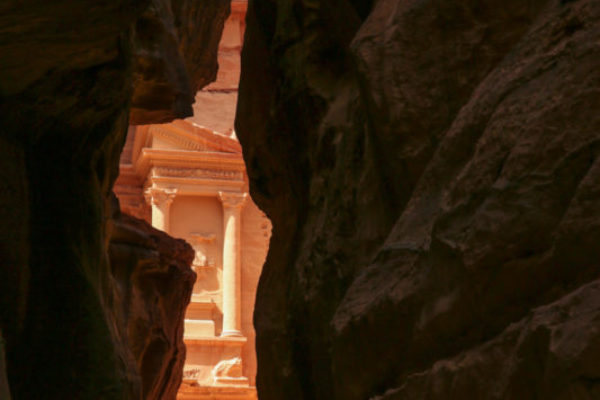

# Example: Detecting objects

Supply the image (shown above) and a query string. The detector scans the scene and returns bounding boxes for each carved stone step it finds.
[184,319,215,338]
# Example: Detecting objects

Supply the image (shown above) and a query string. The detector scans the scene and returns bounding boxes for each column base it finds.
[220,329,243,337]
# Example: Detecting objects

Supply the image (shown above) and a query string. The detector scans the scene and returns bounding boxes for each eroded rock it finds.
[373,279,600,400]
[130,0,230,124]
[0,0,226,398]
[0,331,10,400]
[237,0,600,398]
[109,207,195,400]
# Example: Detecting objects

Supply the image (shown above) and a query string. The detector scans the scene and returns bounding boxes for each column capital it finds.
[218,192,247,209]
[144,187,177,207]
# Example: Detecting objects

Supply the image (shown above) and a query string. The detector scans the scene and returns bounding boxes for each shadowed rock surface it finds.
[236,0,600,399]
[0,331,9,400]
[0,0,225,398]
[130,0,230,124]
[109,206,195,400]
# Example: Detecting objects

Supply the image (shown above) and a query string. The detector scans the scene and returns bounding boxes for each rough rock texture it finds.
[130,0,230,124]
[0,331,10,400]
[373,280,600,400]
[0,1,225,398]
[236,0,600,399]
[109,207,195,400]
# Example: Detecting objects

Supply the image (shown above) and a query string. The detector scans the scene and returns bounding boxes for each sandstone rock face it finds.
[130,0,230,124]
[109,209,195,400]
[0,1,225,398]
[236,0,600,399]
[0,331,10,400]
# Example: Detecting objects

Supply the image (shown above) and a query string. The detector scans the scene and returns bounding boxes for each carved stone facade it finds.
[114,3,269,398]
[116,126,268,400]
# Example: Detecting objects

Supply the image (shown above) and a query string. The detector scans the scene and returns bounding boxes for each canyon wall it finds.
[0,0,227,398]
[236,0,600,399]
[109,206,195,400]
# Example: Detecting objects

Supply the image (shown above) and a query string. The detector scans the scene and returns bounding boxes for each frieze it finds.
[154,167,243,181]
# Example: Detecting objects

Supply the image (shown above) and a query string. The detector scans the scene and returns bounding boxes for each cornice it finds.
[134,148,245,179]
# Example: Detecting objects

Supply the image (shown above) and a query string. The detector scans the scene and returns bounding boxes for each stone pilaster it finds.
[144,188,177,232]
[218,191,247,337]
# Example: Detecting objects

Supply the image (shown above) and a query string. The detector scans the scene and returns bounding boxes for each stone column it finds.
[144,188,177,232]
[218,191,247,337]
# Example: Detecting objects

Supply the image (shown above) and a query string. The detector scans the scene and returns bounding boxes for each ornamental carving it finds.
[154,167,243,181]
[218,192,247,209]
[212,357,243,379]
[189,232,216,269]
[183,368,202,380]
[144,187,177,207]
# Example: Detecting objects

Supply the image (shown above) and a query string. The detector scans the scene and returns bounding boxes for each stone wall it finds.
[236,0,600,399]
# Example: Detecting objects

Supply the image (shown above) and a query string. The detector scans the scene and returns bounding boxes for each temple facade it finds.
[115,2,270,399]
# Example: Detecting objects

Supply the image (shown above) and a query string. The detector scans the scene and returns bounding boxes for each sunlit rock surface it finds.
[237,0,600,399]
[0,0,226,398]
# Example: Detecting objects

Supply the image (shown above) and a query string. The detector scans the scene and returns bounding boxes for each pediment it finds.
[148,120,242,154]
